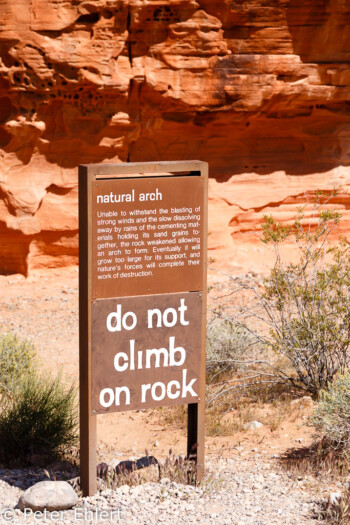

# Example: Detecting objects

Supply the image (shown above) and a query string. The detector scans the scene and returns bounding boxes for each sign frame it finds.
[79,161,208,496]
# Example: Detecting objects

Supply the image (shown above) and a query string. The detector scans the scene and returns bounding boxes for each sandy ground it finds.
[0,267,317,461]
[0,267,344,523]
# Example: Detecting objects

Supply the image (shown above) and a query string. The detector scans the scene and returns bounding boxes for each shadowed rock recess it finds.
[0,0,350,274]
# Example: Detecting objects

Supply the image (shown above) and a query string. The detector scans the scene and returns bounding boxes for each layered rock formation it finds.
[0,0,350,274]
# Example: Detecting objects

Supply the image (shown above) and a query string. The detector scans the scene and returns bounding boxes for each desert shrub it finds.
[280,437,350,481]
[0,332,36,396]
[259,197,350,394]
[262,250,350,394]
[0,372,78,465]
[206,317,253,380]
[311,372,350,449]
[214,191,350,397]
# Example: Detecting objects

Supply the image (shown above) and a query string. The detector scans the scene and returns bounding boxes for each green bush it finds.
[0,372,78,464]
[0,332,36,396]
[220,191,350,396]
[259,199,350,394]
[311,372,350,448]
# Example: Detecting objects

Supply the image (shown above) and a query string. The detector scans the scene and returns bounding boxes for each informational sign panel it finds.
[92,292,202,413]
[79,161,208,496]
[92,176,204,298]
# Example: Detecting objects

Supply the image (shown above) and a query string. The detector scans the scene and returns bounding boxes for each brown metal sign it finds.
[91,292,202,413]
[91,176,204,299]
[79,161,208,497]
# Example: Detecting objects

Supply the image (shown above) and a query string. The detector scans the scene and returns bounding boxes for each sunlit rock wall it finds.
[0,0,349,274]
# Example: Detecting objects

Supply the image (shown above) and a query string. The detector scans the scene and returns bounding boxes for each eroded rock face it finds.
[0,1,350,274]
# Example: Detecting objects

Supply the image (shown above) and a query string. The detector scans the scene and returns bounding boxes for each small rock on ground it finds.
[18,480,78,512]
[244,421,264,430]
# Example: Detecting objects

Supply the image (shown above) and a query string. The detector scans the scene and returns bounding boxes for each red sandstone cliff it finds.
[0,0,349,275]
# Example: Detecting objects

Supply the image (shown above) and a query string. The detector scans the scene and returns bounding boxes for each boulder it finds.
[114,455,159,475]
[18,481,78,512]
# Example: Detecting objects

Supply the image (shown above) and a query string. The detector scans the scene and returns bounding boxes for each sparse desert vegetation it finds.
[0,332,78,466]
[0,192,350,522]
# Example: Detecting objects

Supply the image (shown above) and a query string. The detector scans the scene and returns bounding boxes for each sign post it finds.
[79,161,208,496]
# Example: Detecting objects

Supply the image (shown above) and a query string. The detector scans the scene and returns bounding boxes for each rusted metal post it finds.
[79,166,97,496]
[79,161,208,494]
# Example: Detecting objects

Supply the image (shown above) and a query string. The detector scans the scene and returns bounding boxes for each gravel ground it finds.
[0,456,318,524]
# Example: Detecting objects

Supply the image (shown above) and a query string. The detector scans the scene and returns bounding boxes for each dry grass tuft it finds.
[280,438,350,480]
[318,490,350,524]
[156,404,187,429]
[101,449,208,489]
